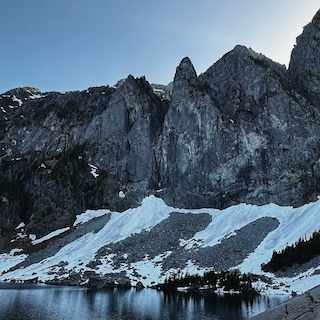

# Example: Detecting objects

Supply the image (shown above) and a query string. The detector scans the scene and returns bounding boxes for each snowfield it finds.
[1,195,320,294]
[31,227,70,245]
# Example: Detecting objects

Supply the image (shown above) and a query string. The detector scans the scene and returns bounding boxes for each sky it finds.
[0,1,319,94]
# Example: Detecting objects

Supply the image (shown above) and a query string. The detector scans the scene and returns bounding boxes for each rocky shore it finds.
[251,285,320,320]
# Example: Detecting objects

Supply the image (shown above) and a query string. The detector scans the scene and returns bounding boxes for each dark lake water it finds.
[0,283,289,320]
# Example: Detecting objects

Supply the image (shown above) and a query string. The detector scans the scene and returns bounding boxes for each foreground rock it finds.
[251,285,320,320]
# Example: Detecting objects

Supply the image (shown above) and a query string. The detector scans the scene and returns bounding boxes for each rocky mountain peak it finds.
[173,57,197,89]
[4,86,41,95]
[229,44,252,57]
[2,86,42,102]
[288,9,320,106]
[203,44,285,81]
[198,44,287,120]
[115,74,148,95]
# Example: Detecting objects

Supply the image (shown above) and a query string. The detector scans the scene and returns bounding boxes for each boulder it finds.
[251,285,320,320]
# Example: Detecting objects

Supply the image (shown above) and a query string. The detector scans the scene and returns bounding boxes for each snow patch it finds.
[127,251,173,286]
[10,248,23,255]
[88,164,99,178]
[237,200,320,275]
[0,196,172,283]
[0,252,28,275]
[73,209,110,226]
[119,191,125,198]
[12,95,23,106]
[179,238,203,250]
[32,227,70,245]
[29,93,46,99]
[15,222,25,230]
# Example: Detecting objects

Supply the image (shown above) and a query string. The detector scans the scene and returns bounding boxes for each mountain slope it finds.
[157,44,320,209]
[1,195,320,294]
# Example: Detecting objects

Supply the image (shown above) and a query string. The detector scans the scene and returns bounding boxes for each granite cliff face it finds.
[289,9,320,107]
[1,9,320,236]
[0,79,168,236]
[159,43,320,209]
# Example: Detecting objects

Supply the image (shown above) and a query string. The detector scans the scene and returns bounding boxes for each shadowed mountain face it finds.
[289,9,320,107]
[1,10,320,236]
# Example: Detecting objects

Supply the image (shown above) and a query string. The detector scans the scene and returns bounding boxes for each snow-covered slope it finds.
[1,195,320,294]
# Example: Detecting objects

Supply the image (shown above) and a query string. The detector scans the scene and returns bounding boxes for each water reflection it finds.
[0,283,289,320]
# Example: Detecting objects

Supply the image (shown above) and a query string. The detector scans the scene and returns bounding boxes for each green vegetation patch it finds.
[263,230,320,272]
[156,270,258,295]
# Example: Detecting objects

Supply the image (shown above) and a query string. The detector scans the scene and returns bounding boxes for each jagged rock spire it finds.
[174,57,197,82]
[172,57,197,92]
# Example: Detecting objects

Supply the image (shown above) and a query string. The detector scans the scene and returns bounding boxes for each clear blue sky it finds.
[1,1,319,94]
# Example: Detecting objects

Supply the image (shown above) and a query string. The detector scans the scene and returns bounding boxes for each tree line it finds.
[263,230,320,272]
[154,269,258,295]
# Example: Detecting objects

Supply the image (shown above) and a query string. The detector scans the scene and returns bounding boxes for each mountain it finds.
[1,7,320,301]
[2,10,320,237]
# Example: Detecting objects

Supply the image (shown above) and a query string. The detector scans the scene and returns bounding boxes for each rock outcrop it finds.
[289,9,320,107]
[2,9,320,236]
[158,38,320,209]
[0,80,168,236]
[251,285,320,320]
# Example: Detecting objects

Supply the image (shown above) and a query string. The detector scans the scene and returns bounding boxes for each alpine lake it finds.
[0,282,289,320]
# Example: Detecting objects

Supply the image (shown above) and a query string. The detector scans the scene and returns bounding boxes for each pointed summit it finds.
[288,9,320,106]
[171,57,198,102]
[173,57,197,88]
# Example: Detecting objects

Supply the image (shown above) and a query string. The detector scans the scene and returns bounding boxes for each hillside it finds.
[1,195,320,295]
